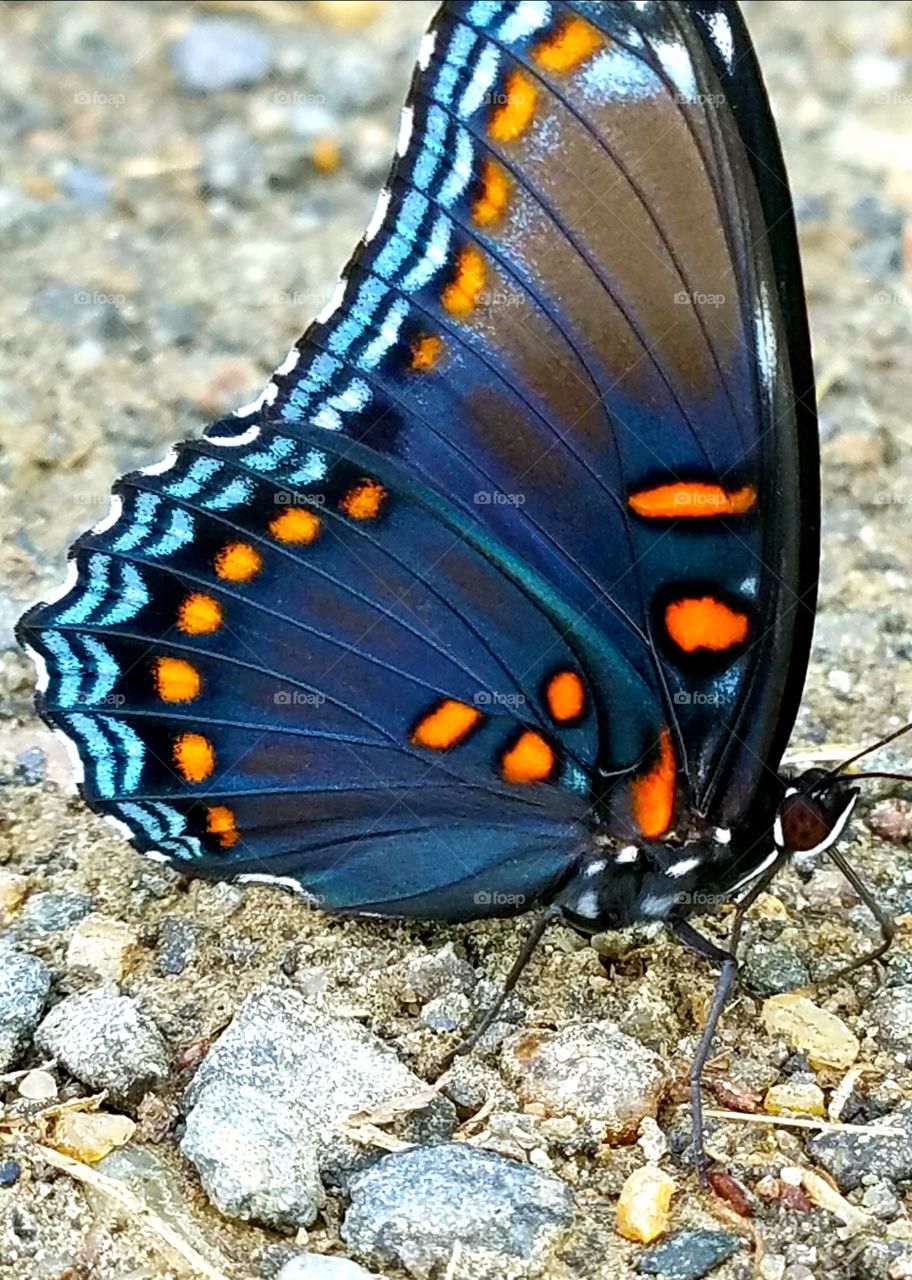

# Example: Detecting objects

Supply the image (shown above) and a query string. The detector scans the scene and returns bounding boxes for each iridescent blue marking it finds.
[466,1,503,25]
[144,509,195,559]
[373,191,430,279]
[67,712,116,797]
[457,44,500,118]
[83,636,119,704]
[280,351,343,420]
[360,300,409,370]
[402,215,451,291]
[287,449,328,486]
[111,493,160,553]
[439,128,474,205]
[98,562,149,626]
[166,456,222,499]
[435,25,478,107]
[202,478,254,511]
[498,0,551,42]
[413,106,449,191]
[243,436,296,472]
[105,716,144,793]
[329,277,390,357]
[56,554,110,626]
[43,631,81,708]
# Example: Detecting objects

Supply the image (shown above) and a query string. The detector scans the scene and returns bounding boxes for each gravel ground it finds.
[1,3,912,1279]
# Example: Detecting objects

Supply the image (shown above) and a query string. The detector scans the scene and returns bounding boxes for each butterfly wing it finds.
[256,0,816,836]
[19,0,816,916]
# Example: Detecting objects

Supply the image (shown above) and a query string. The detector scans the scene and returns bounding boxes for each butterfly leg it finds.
[439,903,563,1069]
[672,919,738,1189]
[728,850,790,961]
[814,843,895,982]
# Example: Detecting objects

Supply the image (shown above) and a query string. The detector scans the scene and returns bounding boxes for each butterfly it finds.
[17,0,897,1184]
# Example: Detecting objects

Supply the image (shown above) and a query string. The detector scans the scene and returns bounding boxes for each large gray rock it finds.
[181,983,456,1230]
[0,950,52,1070]
[35,991,168,1103]
[501,1020,671,1143]
[342,1143,574,1278]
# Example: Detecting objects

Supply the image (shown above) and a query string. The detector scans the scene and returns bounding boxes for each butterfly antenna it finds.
[812,720,912,793]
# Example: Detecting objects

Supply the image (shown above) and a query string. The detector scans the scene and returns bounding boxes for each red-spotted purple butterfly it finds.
[18,1,903,1184]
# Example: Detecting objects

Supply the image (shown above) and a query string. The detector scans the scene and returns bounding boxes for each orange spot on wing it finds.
[441,246,486,317]
[488,69,536,142]
[412,699,481,750]
[173,733,214,783]
[178,593,222,635]
[410,334,443,371]
[270,507,320,544]
[206,804,239,850]
[501,730,554,784]
[628,483,757,519]
[154,657,200,703]
[546,671,585,723]
[472,159,510,227]
[214,542,262,582]
[339,478,386,520]
[533,15,602,72]
[630,728,675,838]
[665,597,749,653]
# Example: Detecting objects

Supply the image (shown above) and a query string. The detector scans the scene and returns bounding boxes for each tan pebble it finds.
[66,915,138,983]
[18,1069,57,1102]
[761,994,859,1070]
[764,1081,826,1117]
[0,873,30,924]
[539,1115,577,1140]
[311,137,340,173]
[751,892,790,920]
[313,0,384,26]
[51,1112,135,1163]
[616,1165,676,1243]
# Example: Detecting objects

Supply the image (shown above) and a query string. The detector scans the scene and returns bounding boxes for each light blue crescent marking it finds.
[435,24,478,107]
[119,801,166,842]
[98,562,149,626]
[498,0,551,42]
[287,448,328,486]
[313,378,373,431]
[413,106,448,191]
[312,404,342,431]
[111,492,160,553]
[280,351,341,420]
[82,636,119,704]
[202,477,253,511]
[457,44,500,119]
[166,456,222,500]
[438,128,474,206]
[402,215,451,292]
[328,276,389,357]
[360,299,409,370]
[243,435,296,472]
[373,191,432,280]
[56,554,110,626]
[466,1,504,26]
[42,631,81,708]
[104,716,145,793]
[144,508,195,558]
[67,713,116,797]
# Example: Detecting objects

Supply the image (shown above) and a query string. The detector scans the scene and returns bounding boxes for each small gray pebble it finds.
[171,18,272,93]
[807,1101,912,1191]
[342,1143,573,1275]
[0,951,53,1071]
[741,939,809,996]
[420,992,472,1034]
[36,991,169,1103]
[277,1255,379,1280]
[405,943,476,1002]
[16,890,92,937]
[637,1229,742,1280]
[869,986,912,1052]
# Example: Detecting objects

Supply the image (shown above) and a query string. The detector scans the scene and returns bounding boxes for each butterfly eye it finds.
[776,792,832,853]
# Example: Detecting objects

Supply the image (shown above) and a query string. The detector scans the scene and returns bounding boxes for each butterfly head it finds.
[773,769,858,856]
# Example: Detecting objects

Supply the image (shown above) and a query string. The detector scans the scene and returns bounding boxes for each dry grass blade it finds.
[705,1107,902,1136]
[30,1143,230,1280]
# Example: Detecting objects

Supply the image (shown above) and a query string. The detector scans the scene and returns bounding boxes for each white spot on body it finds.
[667,855,701,880]
[615,844,639,865]
[585,858,607,878]
[573,888,600,919]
